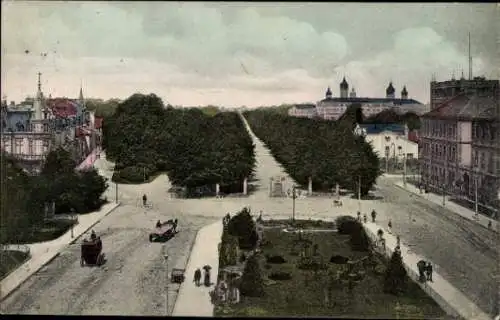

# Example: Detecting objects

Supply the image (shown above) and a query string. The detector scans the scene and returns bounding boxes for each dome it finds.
[386,82,395,95]
[325,87,332,97]
[340,77,349,89]
[401,86,408,95]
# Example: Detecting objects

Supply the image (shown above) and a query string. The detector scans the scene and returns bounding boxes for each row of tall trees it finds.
[103,94,256,194]
[243,108,381,195]
[0,148,108,243]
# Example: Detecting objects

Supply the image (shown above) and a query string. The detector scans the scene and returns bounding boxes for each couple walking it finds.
[193,266,211,287]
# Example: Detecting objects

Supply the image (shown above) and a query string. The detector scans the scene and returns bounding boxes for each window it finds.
[407,153,414,160]
[480,152,486,169]
[28,138,33,155]
[473,150,478,166]
[42,140,49,153]
[15,138,22,155]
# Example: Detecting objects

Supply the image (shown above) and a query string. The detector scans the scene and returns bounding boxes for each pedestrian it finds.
[426,262,433,282]
[363,213,367,223]
[388,219,392,234]
[257,210,263,222]
[396,235,401,247]
[357,211,361,222]
[488,221,492,229]
[91,230,97,241]
[204,268,211,287]
[193,268,201,286]
[371,210,377,222]
[142,194,147,207]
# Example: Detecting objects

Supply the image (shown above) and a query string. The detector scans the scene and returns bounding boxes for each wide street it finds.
[373,177,498,316]
[1,114,497,317]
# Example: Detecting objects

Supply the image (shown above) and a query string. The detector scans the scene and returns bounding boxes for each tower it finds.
[386,82,395,99]
[340,77,349,99]
[349,87,357,98]
[325,87,332,99]
[33,72,44,120]
[401,86,408,99]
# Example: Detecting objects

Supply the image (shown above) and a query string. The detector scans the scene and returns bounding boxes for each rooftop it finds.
[360,123,406,135]
[319,97,423,105]
[423,94,498,120]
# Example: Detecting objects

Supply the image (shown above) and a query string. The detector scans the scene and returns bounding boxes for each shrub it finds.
[266,255,286,264]
[240,254,265,297]
[383,251,408,295]
[240,252,246,263]
[269,271,292,281]
[349,222,371,252]
[227,207,258,250]
[377,229,384,238]
[113,166,147,183]
[336,215,358,235]
[330,255,349,264]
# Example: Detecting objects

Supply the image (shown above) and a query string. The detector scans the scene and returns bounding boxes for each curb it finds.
[0,203,121,303]
[393,183,498,233]
[68,202,121,245]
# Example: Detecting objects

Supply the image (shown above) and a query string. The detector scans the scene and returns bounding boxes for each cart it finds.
[171,268,185,283]
[81,237,105,267]
[149,220,178,242]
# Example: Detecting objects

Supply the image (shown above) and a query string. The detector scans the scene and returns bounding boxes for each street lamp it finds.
[163,249,169,316]
[289,185,300,222]
[353,124,365,213]
[70,208,75,238]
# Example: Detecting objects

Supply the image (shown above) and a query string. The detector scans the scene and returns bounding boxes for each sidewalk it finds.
[393,180,498,233]
[0,202,120,301]
[363,221,491,320]
[172,221,223,317]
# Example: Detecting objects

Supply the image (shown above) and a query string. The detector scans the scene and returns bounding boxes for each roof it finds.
[319,97,422,105]
[46,98,80,118]
[360,123,406,135]
[293,104,316,110]
[423,94,498,120]
[94,117,103,129]
[408,130,419,143]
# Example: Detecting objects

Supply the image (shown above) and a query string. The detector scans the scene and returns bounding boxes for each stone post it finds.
[243,177,248,195]
[216,183,220,197]
[269,178,273,197]
[308,177,313,195]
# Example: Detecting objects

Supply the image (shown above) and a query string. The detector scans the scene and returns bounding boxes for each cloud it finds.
[1,2,497,107]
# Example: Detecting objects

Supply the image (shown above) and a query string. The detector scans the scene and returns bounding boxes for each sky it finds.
[1,2,498,107]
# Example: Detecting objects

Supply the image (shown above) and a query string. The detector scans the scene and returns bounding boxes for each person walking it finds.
[363,213,367,223]
[142,194,148,207]
[357,211,361,222]
[388,219,393,234]
[204,267,211,287]
[426,262,433,282]
[193,268,202,286]
[371,210,377,223]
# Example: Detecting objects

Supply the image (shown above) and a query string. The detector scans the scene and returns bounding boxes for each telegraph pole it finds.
[292,185,296,222]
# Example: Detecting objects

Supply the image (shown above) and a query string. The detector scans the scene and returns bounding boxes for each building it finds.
[420,77,500,210]
[306,78,427,121]
[288,104,317,118]
[1,73,103,173]
[430,75,500,110]
[355,123,418,161]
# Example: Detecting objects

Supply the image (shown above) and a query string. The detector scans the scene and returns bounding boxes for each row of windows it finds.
[421,142,457,162]
[472,150,497,173]
[472,122,497,142]
[422,119,457,139]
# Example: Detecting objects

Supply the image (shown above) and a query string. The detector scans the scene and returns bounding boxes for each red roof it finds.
[94,117,103,129]
[46,98,79,118]
[408,130,419,143]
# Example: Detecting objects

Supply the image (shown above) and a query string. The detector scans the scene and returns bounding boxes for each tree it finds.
[240,254,265,297]
[227,208,258,249]
[383,251,408,295]
[244,109,381,195]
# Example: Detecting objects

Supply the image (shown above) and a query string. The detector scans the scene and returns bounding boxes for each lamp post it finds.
[474,173,479,220]
[353,123,365,213]
[403,153,407,188]
[70,208,75,238]
[290,185,298,222]
[163,250,169,316]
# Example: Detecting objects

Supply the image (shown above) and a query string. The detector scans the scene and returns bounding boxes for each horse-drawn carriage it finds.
[81,234,105,267]
[149,219,178,242]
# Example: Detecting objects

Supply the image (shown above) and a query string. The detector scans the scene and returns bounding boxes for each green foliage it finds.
[103,94,255,192]
[266,255,286,264]
[240,254,265,297]
[112,166,148,183]
[227,208,258,250]
[243,110,381,195]
[219,231,239,268]
[338,103,364,128]
[349,222,371,252]
[383,251,408,295]
[335,215,358,235]
[269,271,292,281]
[364,110,421,131]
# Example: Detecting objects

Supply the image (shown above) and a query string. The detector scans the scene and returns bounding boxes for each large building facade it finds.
[1,73,103,173]
[288,78,429,120]
[420,77,500,212]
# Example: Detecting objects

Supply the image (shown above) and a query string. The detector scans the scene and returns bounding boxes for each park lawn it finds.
[216,221,445,318]
[0,250,30,280]
[10,219,77,244]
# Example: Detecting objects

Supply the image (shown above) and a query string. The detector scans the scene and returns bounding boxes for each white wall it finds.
[365,131,418,159]
[458,121,472,166]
